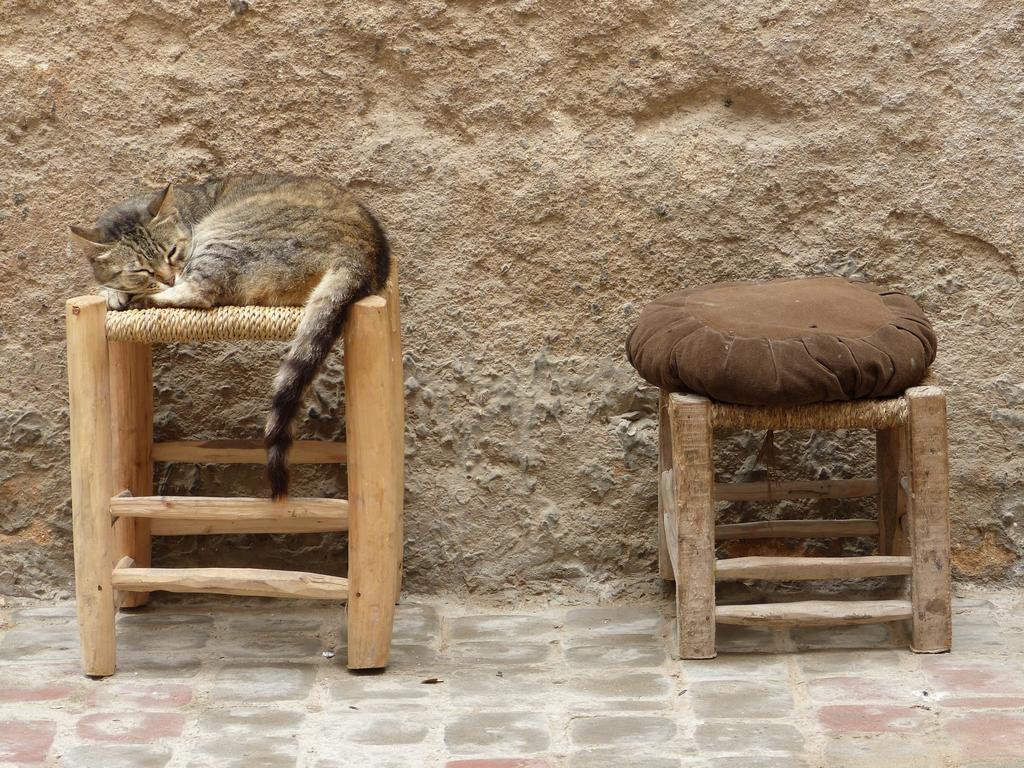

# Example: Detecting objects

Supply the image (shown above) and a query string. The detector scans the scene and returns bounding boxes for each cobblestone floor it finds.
[1,589,1022,767]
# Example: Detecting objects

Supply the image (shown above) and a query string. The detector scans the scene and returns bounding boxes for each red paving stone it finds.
[921,658,1024,696]
[0,720,57,765]
[76,712,186,743]
[445,761,550,768]
[940,695,1024,709]
[87,683,192,709]
[0,685,76,703]
[806,676,922,704]
[945,711,1024,760]
[817,704,932,734]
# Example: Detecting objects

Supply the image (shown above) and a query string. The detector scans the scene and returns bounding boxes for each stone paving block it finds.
[706,757,811,768]
[449,641,554,667]
[564,642,667,669]
[689,679,794,719]
[209,632,323,660]
[190,707,304,768]
[316,711,433,746]
[920,657,1024,697]
[378,642,443,671]
[566,672,673,702]
[120,623,211,652]
[329,671,439,707]
[221,608,328,632]
[694,721,804,753]
[58,744,173,768]
[0,626,79,663]
[822,734,945,768]
[569,715,676,748]
[211,663,315,702]
[446,760,551,768]
[712,624,778,654]
[116,650,203,679]
[0,719,56,764]
[392,603,441,643]
[76,712,185,743]
[569,749,680,768]
[314,753,429,768]
[445,711,550,755]
[447,671,559,710]
[938,694,1024,709]
[944,711,1024,761]
[87,682,192,710]
[13,604,78,621]
[564,606,664,639]
[794,649,906,677]
[806,675,926,705]
[448,614,559,643]
[950,616,1011,654]
[0,683,77,704]
[681,654,789,681]
[790,622,898,651]
[816,704,933,734]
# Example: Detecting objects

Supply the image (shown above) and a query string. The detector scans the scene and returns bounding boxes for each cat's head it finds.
[69,185,189,295]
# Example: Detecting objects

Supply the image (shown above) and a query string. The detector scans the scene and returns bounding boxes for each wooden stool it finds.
[657,387,952,659]
[65,266,404,677]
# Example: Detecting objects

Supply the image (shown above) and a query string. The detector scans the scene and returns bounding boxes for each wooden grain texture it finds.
[668,393,717,660]
[715,555,912,581]
[110,495,349,521]
[906,386,952,653]
[67,296,117,677]
[384,263,405,601]
[876,428,904,556]
[714,477,878,502]
[716,599,913,627]
[714,518,879,541]
[656,391,674,580]
[344,295,401,669]
[150,517,348,535]
[108,340,153,608]
[152,439,347,464]
[110,566,349,600]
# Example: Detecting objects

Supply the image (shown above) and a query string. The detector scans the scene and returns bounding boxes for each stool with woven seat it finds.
[628,276,952,659]
[65,265,403,677]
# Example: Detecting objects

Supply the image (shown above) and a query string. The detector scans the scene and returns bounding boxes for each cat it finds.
[69,174,391,499]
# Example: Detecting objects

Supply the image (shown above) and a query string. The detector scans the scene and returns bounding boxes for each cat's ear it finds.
[68,225,110,253]
[147,183,176,219]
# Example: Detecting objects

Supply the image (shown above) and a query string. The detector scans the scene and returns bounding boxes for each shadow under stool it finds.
[65,265,404,677]
[657,387,952,659]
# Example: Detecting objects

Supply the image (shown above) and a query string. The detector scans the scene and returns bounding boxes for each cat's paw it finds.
[102,288,132,311]
[127,294,157,309]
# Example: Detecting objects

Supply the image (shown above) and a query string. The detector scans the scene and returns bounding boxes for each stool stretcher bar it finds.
[111,566,349,600]
[716,599,913,627]
[152,439,347,464]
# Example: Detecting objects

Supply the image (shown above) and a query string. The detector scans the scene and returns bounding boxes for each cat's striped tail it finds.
[265,231,389,499]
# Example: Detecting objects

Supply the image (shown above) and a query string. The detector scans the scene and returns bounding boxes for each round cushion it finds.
[626,277,936,406]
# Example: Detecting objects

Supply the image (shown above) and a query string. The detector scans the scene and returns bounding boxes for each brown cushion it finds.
[626,277,936,405]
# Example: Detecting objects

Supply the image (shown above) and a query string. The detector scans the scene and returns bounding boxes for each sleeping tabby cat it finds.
[68,174,390,499]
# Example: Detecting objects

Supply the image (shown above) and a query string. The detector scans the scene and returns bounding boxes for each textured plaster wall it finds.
[1,1,1022,599]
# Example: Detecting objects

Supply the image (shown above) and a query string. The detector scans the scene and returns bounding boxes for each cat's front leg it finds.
[101,287,132,311]
[129,281,215,309]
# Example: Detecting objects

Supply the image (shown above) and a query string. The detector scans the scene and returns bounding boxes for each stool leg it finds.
[109,341,153,608]
[657,391,674,581]
[385,268,405,604]
[66,297,117,677]
[344,296,401,669]
[906,386,952,653]
[875,428,904,556]
[668,393,716,659]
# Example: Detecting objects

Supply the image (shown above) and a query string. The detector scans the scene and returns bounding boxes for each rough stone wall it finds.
[1,0,1022,599]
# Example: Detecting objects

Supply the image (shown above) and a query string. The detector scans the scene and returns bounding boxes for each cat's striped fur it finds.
[70,174,390,498]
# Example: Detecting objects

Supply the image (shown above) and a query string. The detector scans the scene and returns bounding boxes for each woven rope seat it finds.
[105,306,304,343]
